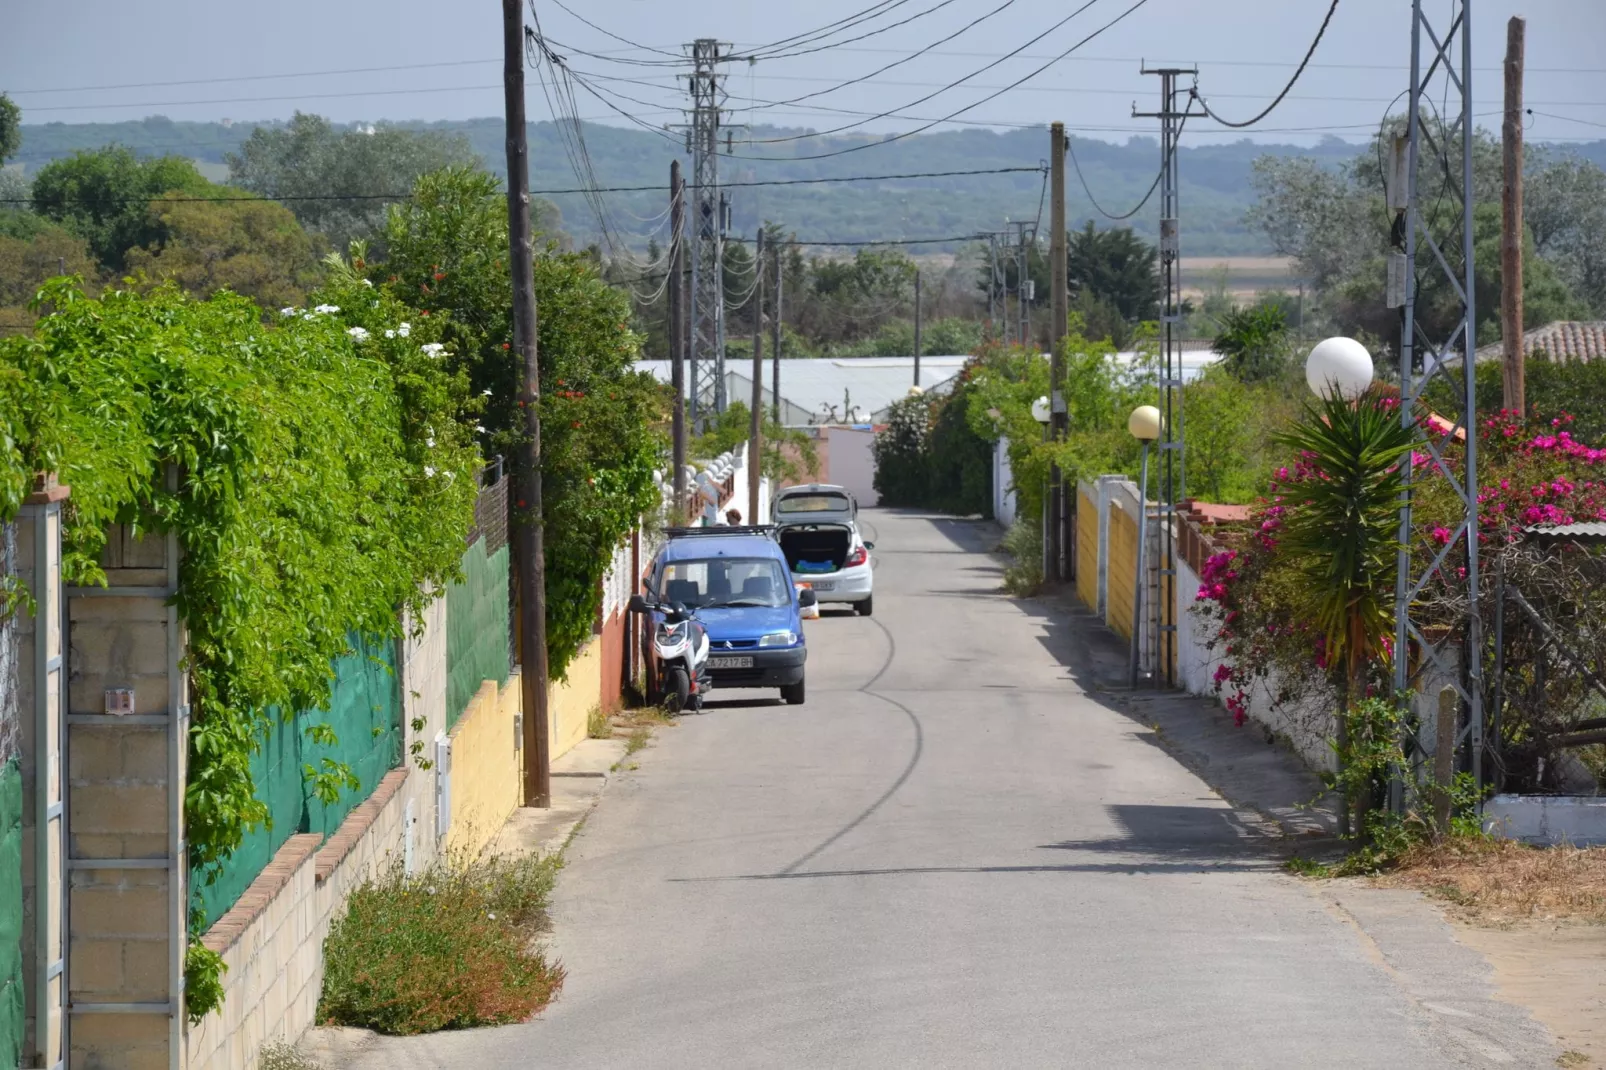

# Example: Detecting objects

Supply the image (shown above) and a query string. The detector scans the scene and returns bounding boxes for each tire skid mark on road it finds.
[776,616,923,876]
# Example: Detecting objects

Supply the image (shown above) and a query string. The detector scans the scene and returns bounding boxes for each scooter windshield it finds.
[661,558,791,608]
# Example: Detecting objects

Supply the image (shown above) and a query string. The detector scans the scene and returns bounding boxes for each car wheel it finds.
[781,678,806,705]
[856,594,874,617]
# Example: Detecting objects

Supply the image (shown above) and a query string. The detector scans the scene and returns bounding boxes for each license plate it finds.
[708,656,754,669]
[809,581,835,591]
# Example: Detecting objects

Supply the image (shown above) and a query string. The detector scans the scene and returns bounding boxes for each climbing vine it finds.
[0,275,478,1016]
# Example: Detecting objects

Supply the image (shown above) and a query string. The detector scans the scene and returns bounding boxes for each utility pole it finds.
[672,40,742,425]
[1006,220,1036,349]
[1502,15,1526,415]
[749,229,764,523]
[771,236,782,426]
[1395,0,1483,816]
[669,160,687,522]
[1134,64,1194,689]
[1050,123,1069,584]
[986,234,999,333]
[506,0,549,807]
[913,269,923,386]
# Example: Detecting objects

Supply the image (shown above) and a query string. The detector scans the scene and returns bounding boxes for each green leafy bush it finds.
[319,854,564,1035]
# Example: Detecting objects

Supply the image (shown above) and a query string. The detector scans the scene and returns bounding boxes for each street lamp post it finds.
[1304,337,1375,833]
[1031,396,1052,586]
[1128,404,1161,688]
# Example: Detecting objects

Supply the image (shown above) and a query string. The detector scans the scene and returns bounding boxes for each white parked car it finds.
[770,484,874,616]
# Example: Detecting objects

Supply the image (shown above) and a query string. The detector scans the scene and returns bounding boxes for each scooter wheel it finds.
[664,667,690,714]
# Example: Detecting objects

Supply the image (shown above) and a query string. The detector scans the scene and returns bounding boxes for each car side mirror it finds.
[863,541,875,550]
[798,588,818,607]
[628,593,649,614]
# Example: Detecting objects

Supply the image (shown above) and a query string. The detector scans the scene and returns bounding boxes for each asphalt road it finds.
[346,510,1556,1069]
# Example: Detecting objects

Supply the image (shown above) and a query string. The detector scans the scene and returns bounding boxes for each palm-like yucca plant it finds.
[1274,391,1415,835]
[1274,392,1416,691]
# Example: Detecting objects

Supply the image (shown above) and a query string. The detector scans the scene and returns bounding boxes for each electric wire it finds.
[741,0,1109,146]
[1065,108,1193,221]
[1189,0,1340,128]
[0,166,1050,210]
[736,0,965,63]
[701,0,1157,162]
[725,0,1025,114]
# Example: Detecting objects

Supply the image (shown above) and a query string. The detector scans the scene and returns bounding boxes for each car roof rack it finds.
[663,525,777,539]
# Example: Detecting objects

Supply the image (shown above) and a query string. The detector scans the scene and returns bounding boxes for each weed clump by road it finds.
[319,853,565,1035]
[1380,838,1606,922]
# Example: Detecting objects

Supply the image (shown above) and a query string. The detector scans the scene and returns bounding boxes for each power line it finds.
[1190,0,1340,128]
[10,51,1606,99]
[737,0,966,63]
[709,0,1159,162]
[741,0,1108,147]
[1065,113,1192,221]
[736,0,1024,112]
[0,166,1052,210]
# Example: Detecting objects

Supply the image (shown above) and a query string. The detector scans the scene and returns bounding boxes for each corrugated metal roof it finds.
[637,356,969,426]
[1521,521,1606,540]
[638,348,1225,426]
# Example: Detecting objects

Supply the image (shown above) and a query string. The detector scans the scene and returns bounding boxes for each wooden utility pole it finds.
[748,229,764,523]
[670,161,687,521]
[1048,122,1069,583]
[913,269,923,387]
[771,238,782,425]
[1502,15,1527,415]
[504,0,550,807]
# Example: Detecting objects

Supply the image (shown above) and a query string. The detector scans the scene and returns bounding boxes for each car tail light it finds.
[844,545,868,568]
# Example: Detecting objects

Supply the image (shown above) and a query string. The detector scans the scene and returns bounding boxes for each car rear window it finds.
[777,492,851,514]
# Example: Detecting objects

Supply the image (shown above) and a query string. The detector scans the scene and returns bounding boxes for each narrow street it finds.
[348,510,1558,1069]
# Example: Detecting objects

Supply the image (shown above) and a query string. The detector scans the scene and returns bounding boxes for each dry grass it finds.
[1377,838,1606,922]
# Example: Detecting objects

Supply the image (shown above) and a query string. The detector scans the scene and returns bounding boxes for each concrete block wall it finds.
[185,770,411,1070]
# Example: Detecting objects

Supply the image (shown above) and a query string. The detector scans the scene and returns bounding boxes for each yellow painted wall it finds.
[550,638,602,762]
[1108,504,1137,640]
[444,676,522,860]
[444,639,603,861]
[1076,489,1099,611]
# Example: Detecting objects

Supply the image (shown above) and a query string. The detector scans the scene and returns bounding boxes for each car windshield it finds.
[659,557,791,608]
[776,492,851,514]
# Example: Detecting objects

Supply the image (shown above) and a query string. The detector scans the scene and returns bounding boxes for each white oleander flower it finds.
[397,322,411,337]
[314,303,340,314]
[347,326,370,342]
[421,343,446,356]
[385,329,396,339]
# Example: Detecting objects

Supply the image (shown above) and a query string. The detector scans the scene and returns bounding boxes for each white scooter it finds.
[628,593,712,713]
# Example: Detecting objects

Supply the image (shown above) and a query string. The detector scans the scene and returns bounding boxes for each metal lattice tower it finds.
[675,40,734,425]
[1134,65,1194,688]
[1394,1,1482,793]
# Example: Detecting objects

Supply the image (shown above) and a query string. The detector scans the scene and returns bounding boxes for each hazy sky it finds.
[4,0,1604,147]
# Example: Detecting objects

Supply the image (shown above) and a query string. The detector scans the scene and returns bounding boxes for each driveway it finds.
[342,509,1557,1069]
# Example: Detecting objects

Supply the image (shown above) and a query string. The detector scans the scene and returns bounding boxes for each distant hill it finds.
[15,116,1606,258]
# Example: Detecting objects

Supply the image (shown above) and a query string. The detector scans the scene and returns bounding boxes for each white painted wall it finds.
[992,438,1018,529]
[827,427,879,507]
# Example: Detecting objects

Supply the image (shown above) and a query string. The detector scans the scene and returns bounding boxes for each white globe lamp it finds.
[1030,396,1051,425]
[1127,404,1161,442]
[1305,337,1375,401]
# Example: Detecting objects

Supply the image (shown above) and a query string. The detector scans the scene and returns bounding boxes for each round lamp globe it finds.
[1128,404,1161,442]
[1306,336,1375,401]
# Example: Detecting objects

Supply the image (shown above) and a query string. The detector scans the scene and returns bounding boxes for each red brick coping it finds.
[199,767,410,955]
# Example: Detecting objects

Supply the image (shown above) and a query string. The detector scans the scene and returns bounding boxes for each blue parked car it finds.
[638,526,815,705]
